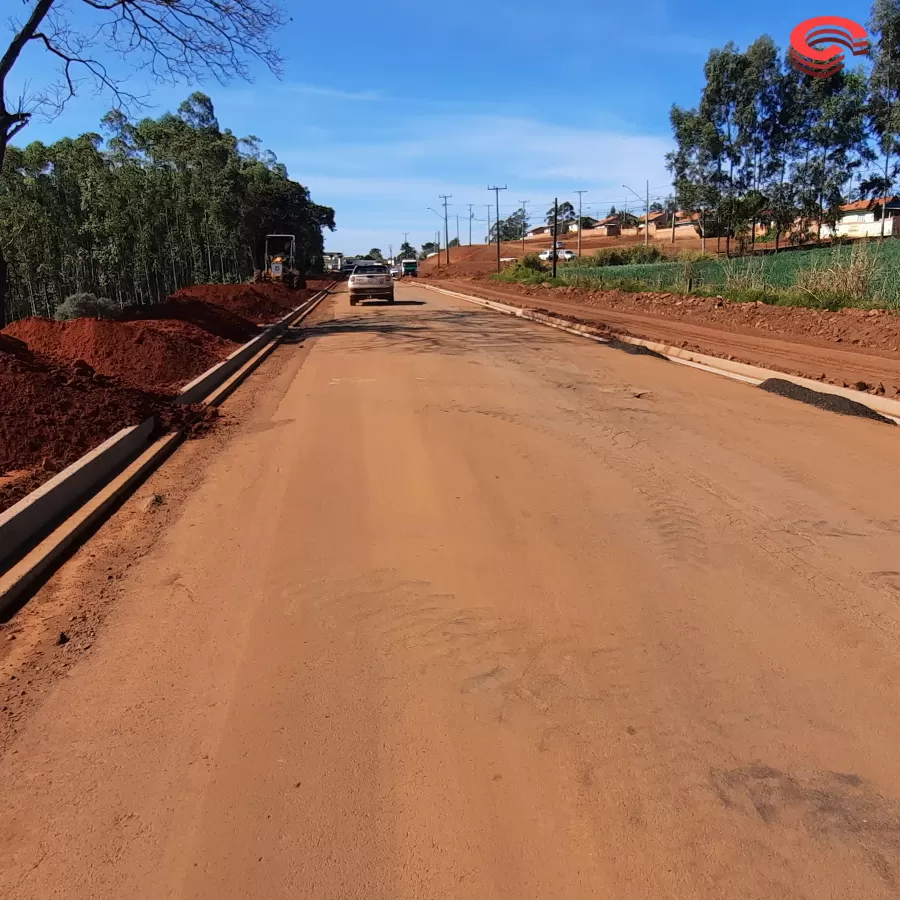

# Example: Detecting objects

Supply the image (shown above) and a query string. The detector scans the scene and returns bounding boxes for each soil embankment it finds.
[0,281,321,512]
[0,334,212,512]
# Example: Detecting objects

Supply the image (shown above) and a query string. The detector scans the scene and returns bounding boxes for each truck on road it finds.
[401,259,418,277]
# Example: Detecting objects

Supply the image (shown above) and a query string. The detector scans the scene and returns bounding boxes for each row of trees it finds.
[667,0,900,253]
[0,94,335,322]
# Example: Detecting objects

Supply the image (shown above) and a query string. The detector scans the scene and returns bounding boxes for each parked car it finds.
[538,249,577,262]
[348,263,394,305]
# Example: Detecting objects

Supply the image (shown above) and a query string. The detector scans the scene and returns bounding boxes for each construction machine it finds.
[260,234,305,288]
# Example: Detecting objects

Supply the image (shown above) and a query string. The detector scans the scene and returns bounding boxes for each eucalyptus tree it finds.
[0,0,284,325]
[0,96,336,321]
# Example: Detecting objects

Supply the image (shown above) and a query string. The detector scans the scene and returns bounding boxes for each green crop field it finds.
[543,241,900,309]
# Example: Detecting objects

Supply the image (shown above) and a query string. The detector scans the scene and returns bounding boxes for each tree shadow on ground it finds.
[285,308,596,357]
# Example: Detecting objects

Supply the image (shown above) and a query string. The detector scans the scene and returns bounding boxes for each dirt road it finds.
[3,283,900,898]
[433,278,900,396]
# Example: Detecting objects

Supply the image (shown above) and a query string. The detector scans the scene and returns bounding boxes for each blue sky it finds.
[5,0,875,255]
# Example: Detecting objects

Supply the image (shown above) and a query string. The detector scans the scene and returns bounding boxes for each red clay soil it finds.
[0,335,213,513]
[435,277,900,398]
[4,317,235,394]
[119,298,259,344]
[170,283,312,324]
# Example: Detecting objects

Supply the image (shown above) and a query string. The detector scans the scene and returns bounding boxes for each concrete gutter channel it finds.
[420,283,900,425]
[0,283,336,616]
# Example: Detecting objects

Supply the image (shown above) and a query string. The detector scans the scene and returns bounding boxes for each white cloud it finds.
[279,112,674,254]
[284,83,386,102]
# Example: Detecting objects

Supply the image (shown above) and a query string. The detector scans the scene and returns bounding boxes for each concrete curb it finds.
[177,286,331,404]
[0,282,336,607]
[421,283,900,424]
[201,287,330,408]
[0,431,184,618]
[0,419,155,571]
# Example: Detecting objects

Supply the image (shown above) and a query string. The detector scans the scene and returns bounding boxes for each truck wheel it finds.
[388,295,395,304]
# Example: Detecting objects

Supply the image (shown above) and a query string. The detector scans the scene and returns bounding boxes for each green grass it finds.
[496,241,900,310]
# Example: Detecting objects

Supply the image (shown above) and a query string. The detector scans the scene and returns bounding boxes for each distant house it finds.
[639,210,666,231]
[588,215,621,237]
[567,217,599,233]
[648,210,698,240]
[525,224,554,239]
[820,197,900,238]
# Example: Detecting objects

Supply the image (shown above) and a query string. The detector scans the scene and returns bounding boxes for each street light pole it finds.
[488,185,507,273]
[623,183,649,246]
[552,198,559,279]
[439,194,452,264]
[468,204,474,246]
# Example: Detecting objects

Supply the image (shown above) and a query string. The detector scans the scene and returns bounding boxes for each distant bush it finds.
[566,244,667,267]
[519,253,545,272]
[53,293,117,321]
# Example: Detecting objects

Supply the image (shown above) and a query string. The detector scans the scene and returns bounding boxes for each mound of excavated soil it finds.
[170,283,312,324]
[0,344,212,512]
[4,317,234,394]
[120,297,259,344]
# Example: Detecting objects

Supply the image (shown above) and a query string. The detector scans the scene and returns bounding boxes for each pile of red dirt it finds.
[0,338,213,513]
[3,316,235,394]
[170,283,312,324]
[119,297,259,344]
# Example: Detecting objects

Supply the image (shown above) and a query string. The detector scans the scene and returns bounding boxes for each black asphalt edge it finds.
[758,378,896,425]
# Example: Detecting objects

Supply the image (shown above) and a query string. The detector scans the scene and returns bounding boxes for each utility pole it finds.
[486,205,492,244]
[552,198,559,279]
[574,190,587,257]
[488,185,507,272]
[439,194,452,264]
[435,229,440,269]
[468,204,474,246]
[519,200,528,253]
[389,243,393,263]
[646,180,650,246]
[455,213,460,247]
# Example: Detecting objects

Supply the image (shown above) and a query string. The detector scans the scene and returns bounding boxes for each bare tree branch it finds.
[1,0,284,145]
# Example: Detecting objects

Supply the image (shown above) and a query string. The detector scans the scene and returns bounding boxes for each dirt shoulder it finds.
[432,276,900,397]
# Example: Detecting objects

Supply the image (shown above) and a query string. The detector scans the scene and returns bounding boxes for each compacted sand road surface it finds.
[3,283,900,898]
